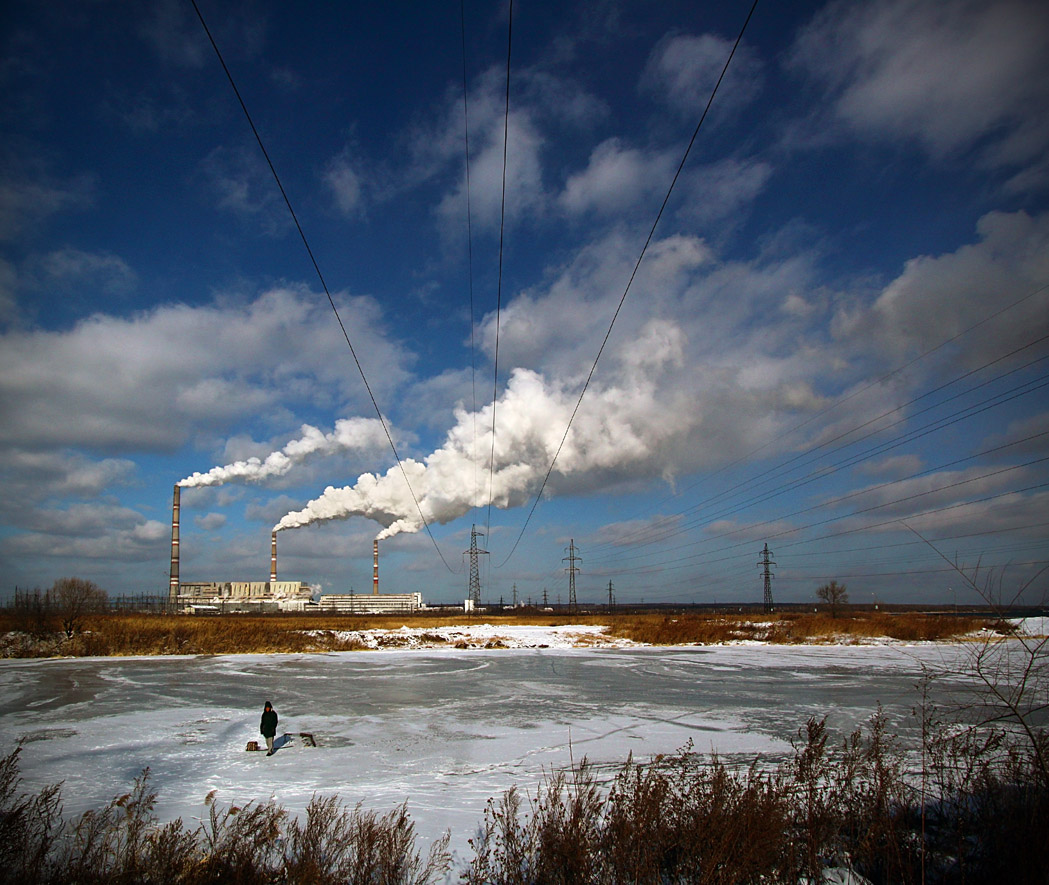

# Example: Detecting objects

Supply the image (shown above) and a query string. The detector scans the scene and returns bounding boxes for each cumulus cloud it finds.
[325,154,364,217]
[0,286,412,450]
[789,0,1049,179]
[558,139,676,216]
[641,32,764,117]
[0,172,95,242]
[833,210,1049,369]
[31,247,138,295]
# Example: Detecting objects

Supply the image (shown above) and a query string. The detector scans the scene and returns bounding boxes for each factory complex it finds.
[168,485,432,614]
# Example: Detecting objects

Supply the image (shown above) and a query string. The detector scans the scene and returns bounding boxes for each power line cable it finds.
[485,0,513,539]
[190,0,452,570]
[460,0,480,506]
[590,369,1049,562]
[588,282,1049,554]
[589,329,1049,554]
[497,0,761,566]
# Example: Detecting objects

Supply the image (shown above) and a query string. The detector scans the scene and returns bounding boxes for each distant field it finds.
[0,609,1006,657]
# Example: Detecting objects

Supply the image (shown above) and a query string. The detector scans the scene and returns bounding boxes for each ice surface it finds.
[0,627,997,876]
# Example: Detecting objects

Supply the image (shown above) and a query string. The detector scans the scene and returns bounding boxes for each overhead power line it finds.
[497,0,762,566]
[485,0,514,540]
[189,0,452,571]
[459,0,480,506]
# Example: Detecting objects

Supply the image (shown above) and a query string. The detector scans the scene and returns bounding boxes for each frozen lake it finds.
[0,639,972,872]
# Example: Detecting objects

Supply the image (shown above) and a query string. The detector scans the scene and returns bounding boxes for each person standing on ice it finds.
[260,701,278,755]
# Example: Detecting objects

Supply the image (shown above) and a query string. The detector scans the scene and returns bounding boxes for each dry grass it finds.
[604,611,987,646]
[0,609,993,658]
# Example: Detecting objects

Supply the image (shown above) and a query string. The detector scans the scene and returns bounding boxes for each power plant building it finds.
[177,580,314,612]
[168,485,426,614]
[318,592,424,614]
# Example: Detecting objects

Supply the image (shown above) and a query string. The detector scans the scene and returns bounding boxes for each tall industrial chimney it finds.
[270,531,278,584]
[373,539,379,595]
[168,484,180,606]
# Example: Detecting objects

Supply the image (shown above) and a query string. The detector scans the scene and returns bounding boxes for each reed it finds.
[0,610,993,657]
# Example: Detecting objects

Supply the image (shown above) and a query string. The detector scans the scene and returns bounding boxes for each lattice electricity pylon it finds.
[466,525,488,604]
[562,539,581,612]
[758,543,776,613]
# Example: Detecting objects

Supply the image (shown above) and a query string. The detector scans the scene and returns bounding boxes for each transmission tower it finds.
[607,579,615,611]
[758,543,776,613]
[563,539,581,612]
[466,525,488,605]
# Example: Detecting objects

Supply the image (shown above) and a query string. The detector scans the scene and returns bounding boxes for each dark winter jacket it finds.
[260,708,278,737]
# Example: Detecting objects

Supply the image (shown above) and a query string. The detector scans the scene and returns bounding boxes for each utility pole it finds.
[466,525,488,605]
[758,543,776,613]
[563,539,581,612]
[607,579,615,611]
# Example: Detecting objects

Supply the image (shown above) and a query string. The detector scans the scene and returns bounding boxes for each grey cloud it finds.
[0,286,413,451]
[789,0,1049,174]
[641,32,764,117]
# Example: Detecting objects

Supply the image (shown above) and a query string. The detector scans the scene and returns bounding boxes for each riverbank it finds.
[0,609,1032,658]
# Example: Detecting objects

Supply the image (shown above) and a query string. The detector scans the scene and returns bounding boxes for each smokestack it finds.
[169,484,180,606]
[373,539,379,595]
[270,531,278,584]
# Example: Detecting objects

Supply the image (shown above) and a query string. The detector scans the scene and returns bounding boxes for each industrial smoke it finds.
[274,358,686,539]
[178,417,387,488]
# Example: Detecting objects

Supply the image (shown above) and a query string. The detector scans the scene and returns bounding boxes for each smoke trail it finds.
[275,354,689,538]
[179,417,388,488]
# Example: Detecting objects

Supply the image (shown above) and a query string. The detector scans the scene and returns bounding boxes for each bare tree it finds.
[48,578,107,639]
[816,580,848,618]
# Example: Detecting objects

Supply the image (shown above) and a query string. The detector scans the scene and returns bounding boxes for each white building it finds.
[177,581,313,612]
[318,592,424,614]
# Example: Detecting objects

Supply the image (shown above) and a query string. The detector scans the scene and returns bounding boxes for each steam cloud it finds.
[275,356,688,539]
[179,418,388,488]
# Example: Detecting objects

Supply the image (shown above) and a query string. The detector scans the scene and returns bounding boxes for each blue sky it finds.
[2,0,1047,606]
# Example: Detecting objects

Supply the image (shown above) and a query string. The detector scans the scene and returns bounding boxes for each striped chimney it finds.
[373,539,379,595]
[168,484,180,606]
[270,531,278,584]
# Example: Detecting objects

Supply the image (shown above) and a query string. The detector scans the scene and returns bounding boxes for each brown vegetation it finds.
[4,702,1045,883]
[603,611,987,645]
[0,748,451,885]
[464,707,1048,884]
[0,609,996,658]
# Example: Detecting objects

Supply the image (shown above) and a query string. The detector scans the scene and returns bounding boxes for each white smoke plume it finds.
[275,344,691,539]
[179,418,389,488]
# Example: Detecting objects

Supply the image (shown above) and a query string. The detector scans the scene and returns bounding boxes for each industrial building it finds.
[318,591,424,614]
[168,485,314,612]
[168,485,428,614]
[177,580,314,613]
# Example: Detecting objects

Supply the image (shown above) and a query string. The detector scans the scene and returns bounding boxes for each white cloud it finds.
[33,247,138,294]
[559,139,676,216]
[676,157,773,227]
[834,210,1049,369]
[0,173,94,242]
[641,32,764,117]
[790,0,1049,179]
[194,512,227,530]
[324,154,364,217]
[0,286,413,450]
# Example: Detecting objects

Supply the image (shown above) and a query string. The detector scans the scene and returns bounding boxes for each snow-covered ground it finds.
[0,623,1039,877]
[303,622,642,650]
